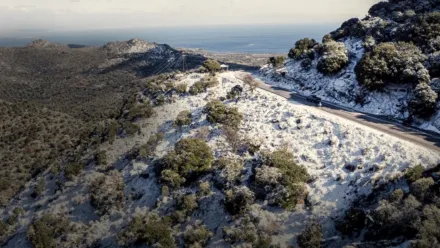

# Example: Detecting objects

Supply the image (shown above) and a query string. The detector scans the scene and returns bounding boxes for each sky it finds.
[0,0,380,33]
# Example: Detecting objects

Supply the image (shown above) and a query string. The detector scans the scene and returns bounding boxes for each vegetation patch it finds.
[355,42,429,89]
[204,100,243,129]
[174,110,193,128]
[160,138,214,188]
[288,38,318,60]
[89,171,125,216]
[27,214,72,248]
[297,222,323,248]
[317,41,349,75]
[254,149,310,210]
[118,212,176,247]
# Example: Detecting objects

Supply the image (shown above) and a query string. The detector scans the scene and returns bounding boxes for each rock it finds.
[345,164,357,172]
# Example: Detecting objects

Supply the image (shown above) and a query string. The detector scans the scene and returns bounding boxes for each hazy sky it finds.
[0,0,380,32]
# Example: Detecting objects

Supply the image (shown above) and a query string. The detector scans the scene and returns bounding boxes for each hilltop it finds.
[261,0,440,134]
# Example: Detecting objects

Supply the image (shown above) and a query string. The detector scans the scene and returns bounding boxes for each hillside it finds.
[1,1,440,246]
[261,0,440,134]
[1,70,438,247]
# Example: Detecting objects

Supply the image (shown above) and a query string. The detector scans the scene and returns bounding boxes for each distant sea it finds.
[0,24,339,54]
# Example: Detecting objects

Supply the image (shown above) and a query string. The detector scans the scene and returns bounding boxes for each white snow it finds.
[2,71,439,248]
[260,38,440,134]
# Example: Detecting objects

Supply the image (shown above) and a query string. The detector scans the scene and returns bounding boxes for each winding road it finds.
[234,72,440,153]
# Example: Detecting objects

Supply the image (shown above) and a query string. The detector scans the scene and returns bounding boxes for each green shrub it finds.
[27,214,71,248]
[183,223,213,247]
[411,178,435,201]
[389,189,404,203]
[161,185,170,197]
[154,94,166,106]
[288,38,317,60]
[297,222,323,248]
[189,81,207,95]
[265,149,309,184]
[355,42,428,89]
[414,204,440,247]
[223,215,277,247]
[95,150,107,165]
[175,110,192,127]
[175,194,199,214]
[0,221,8,237]
[64,162,84,180]
[161,138,214,186]
[118,212,176,247]
[397,12,440,51]
[137,132,164,159]
[317,41,348,75]
[175,83,188,94]
[89,171,125,216]
[409,83,438,118]
[202,59,221,73]
[329,18,365,40]
[268,56,285,68]
[32,177,45,198]
[161,169,186,189]
[224,186,255,215]
[214,157,243,189]
[406,165,425,183]
[204,100,243,129]
[198,181,211,196]
[189,77,218,95]
[261,149,310,210]
[125,102,154,121]
[226,85,243,100]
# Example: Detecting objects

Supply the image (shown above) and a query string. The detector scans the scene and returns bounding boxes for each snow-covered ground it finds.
[259,38,440,134]
[3,72,439,247]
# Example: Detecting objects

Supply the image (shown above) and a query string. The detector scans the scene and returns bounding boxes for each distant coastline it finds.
[0,23,339,53]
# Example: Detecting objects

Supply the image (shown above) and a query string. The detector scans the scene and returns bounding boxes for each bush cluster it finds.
[224,186,255,216]
[133,132,164,160]
[214,157,243,189]
[340,164,440,247]
[175,110,193,127]
[317,41,349,75]
[160,138,214,188]
[356,42,429,89]
[118,212,176,247]
[397,12,440,52]
[204,100,243,129]
[255,149,310,210]
[202,59,221,73]
[222,215,278,247]
[409,83,438,118]
[288,38,317,60]
[0,101,87,206]
[226,85,243,101]
[183,222,213,247]
[297,222,323,248]
[268,56,285,68]
[329,18,366,41]
[189,76,219,95]
[27,214,72,248]
[89,171,125,216]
